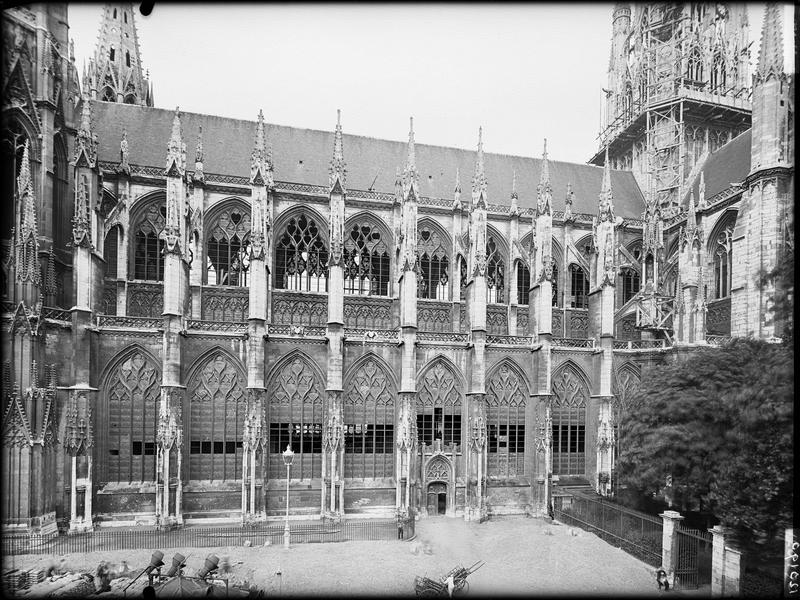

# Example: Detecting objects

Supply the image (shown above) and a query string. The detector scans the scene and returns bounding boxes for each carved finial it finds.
[564,182,575,223]
[329,109,346,191]
[472,127,487,204]
[402,116,419,193]
[250,110,273,187]
[16,140,40,286]
[757,3,784,79]
[539,138,550,188]
[698,170,706,208]
[536,139,552,216]
[74,96,97,167]
[598,146,614,222]
[452,168,462,211]
[510,170,520,216]
[686,188,697,234]
[193,126,204,183]
[165,106,185,176]
[72,175,91,248]
[117,129,130,174]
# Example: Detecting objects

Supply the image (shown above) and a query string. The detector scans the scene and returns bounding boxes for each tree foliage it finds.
[617,339,794,543]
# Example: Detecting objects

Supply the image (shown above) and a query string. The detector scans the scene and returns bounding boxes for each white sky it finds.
[67,3,795,165]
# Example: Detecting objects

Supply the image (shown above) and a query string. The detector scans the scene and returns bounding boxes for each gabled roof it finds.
[684,129,751,206]
[91,101,646,219]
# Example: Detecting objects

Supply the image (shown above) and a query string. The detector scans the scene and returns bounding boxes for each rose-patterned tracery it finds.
[416,360,462,450]
[343,219,390,296]
[486,235,505,303]
[105,352,160,482]
[188,353,246,482]
[551,364,588,476]
[274,213,329,292]
[268,356,325,479]
[344,357,395,479]
[486,363,527,478]
[418,224,450,301]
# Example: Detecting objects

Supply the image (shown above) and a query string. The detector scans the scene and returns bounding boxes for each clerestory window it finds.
[486,235,505,304]
[132,201,166,281]
[418,225,450,300]
[343,219,390,296]
[206,205,251,286]
[274,213,329,292]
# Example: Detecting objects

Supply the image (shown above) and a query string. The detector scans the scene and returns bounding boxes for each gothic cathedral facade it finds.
[1,3,793,532]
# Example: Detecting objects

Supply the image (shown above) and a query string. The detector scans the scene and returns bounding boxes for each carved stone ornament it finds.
[324,410,344,452]
[596,414,614,450]
[64,391,93,455]
[72,176,91,248]
[396,410,417,451]
[469,415,486,450]
[156,387,183,450]
[426,456,451,481]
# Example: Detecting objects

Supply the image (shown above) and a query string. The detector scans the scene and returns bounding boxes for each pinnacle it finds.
[472,127,487,199]
[757,3,784,77]
[195,126,203,163]
[601,146,611,194]
[330,109,346,190]
[539,138,550,187]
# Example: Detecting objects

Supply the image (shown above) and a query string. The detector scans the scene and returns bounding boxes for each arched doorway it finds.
[427,482,447,515]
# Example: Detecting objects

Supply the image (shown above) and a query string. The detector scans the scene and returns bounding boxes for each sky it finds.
[67,3,795,165]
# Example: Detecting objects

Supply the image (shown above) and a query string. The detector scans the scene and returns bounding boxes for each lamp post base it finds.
[284,524,290,548]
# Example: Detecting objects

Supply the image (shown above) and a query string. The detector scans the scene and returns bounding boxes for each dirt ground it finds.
[4,516,666,597]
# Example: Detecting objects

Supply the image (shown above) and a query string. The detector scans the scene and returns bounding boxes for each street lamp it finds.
[282,444,294,548]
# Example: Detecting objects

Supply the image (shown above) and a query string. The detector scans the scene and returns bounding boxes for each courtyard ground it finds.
[5,516,675,597]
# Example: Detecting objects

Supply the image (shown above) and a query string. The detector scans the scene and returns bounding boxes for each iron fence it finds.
[553,491,663,566]
[675,525,713,589]
[2,517,413,556]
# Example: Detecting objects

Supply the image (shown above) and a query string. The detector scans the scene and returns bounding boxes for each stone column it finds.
[710,525,744,597]
[660,510,684,579]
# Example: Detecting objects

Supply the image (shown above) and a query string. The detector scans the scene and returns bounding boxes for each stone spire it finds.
[402,117,419,195]
[472,127,487,207]
[165,107,185,177]
[536,139,552,216]
[329,109,346,192]
[87,3,152,106]
[193,126,204,184]
[15,140,40,285]
[250,110,273,188]
[598,146,614,222]
[510,170,519,216]
[74,97,96,168]
[453,168,462,210]
[756,3,784,79]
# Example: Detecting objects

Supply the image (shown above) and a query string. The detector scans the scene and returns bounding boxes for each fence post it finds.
[660,510,684,579]
[710,524,740,597]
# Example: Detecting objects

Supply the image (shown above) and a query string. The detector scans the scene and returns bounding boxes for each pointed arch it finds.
[486,224,508,304]
[418,217,452,301]
[551,360,589,476]
[343,212,392,296]
[204,197,252,286]
[266,350,326,479]
[416,356,464,451]
[343,353,397,479]
[273,207,330,293]
[707,209,737,300]
[129,191,166,282]
[100,345,162,483]
[486,359,529,478]
[611,361,642,466]
[186,347,247,482]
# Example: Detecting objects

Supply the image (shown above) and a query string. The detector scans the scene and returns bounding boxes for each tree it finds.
[617,339,793,543]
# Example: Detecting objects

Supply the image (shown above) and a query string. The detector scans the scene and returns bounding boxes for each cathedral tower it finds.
[85,3,153,106]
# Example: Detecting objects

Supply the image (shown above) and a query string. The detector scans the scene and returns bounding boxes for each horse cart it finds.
[414,561,484,597]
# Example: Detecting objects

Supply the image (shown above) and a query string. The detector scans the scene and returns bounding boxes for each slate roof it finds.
[92,101,646,219]
[684,129,751,206]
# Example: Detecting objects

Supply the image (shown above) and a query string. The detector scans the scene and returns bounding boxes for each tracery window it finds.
[621,267,640,303]
[206,204,251,286]
[486,236,505,304]
[418,225,450,300]
[686,46,704,82]
[188,353,246,481]
[551,366,587,476]
[132,200,166,281]
[459,255,467,299]
[416,361,462,451]
[104,225,120,279]
[711,52,726,91]
[516,262,530,305]
[343,219,390,296]
[713,221,734,299]
[569,264,589,309]
[52,136,69,253]
[275,213,329,292]
[1,121,29,242]
[612,368,641,472]
[552,263,559,307]
[344,358,395,479]
[268,356,324,479]
[486,364,526,478]
[105,352,160,482]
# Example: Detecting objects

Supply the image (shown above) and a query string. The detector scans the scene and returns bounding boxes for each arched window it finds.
[188,353,246,482]
[552,262,559,307]
[344,357,395,479]
[486,235,505,303]
[417,360,462,452]
[275,213,329,292]
[711,52,726,91]
[486,364,527,478]
[713,221,734,299]
[418,224,450,300]
[687,46,704,82]
[102,87,116,102]
[1,120,30,241]
[268,356,324,479]
[206,204,251,286]
[52,136,69,252]
[516,261,530,305]
[621,267,640,303]
[104,225,120,279]
[551,366,587,476]
[343,219,390,296]
[132,200,166,281]
[105,351,160,482]
[569,264,589,309]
